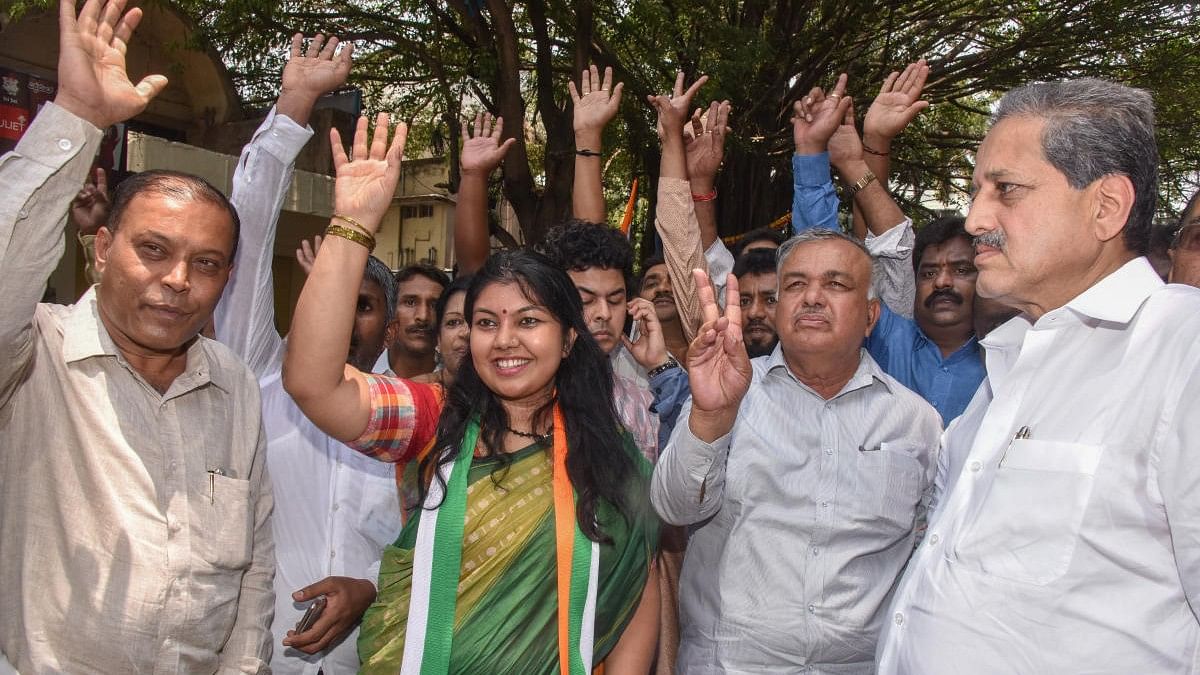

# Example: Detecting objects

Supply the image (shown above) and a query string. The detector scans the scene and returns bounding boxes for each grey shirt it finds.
[0,103,274,674]
[652,347,940,674]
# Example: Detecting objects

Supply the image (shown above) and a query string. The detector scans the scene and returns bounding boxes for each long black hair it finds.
[417,250,634,542]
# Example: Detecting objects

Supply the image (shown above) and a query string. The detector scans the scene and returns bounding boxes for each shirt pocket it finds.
[954,439,1103,585]
[850,442,925,533]
[200,473,254,570]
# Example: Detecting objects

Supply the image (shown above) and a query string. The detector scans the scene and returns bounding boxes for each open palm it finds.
[280,33,353,101]
[331,113,407,234]
[684,101,731,182]
[570,65,624,133]
[55,0,168,129]
[460,113,516,175]
[863,60,929,141]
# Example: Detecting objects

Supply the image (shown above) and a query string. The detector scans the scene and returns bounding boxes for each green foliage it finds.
[26,0,1200,238]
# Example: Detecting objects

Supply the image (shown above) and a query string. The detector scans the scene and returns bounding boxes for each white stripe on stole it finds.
[579,540,600,669]
[399,455,457,674]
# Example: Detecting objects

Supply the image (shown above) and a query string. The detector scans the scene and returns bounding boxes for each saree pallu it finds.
[358,436,659,674]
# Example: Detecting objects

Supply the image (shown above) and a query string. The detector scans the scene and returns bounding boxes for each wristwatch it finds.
[647,356,681,379]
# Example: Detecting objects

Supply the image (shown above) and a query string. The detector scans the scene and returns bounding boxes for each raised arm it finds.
[282,113,407,441]
[0,0,166,406]
[650,270,751,526]
[454,113,515,275]
[857,60,929,238]
[649,72,710,341]
[570,65,623,223]
[216,33,351,377]
[686,101,731,251]
[789,75,852,232]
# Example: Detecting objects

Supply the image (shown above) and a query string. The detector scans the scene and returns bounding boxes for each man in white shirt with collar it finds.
[213,35,400,674]
[653,230,941,674]
[878,79,1200,674]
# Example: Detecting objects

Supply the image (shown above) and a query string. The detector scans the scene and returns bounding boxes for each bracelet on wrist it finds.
[332,213,374,236]
[325,223,376,253]
[862,142,890,157]
[647,356,681,379]
[692,188,718,202]
[575,148,601,157]
[845,169,878,199]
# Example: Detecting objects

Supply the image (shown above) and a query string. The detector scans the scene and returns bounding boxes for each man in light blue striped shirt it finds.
[652,229,941,674]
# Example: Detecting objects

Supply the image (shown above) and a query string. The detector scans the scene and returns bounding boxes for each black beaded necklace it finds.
[505,425,552,444]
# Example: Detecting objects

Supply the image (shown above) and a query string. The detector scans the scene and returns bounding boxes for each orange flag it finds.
[619,178,639,236]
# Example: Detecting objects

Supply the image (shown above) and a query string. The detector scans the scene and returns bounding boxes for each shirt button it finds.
[330,550,337,559]
[970,460,983,472]
[894,612,905,626]
[824,403,832,411]
[824,448,833,455]
[58,138,72,151]
[820,501,829,509]
[17,209,28,219]
[332,503,340,512]
[929,533,940,546]
[808,604,816,613]
[811,547,820,556]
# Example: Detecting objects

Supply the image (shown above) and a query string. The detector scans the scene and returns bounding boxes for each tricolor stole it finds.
[400,404,600,675]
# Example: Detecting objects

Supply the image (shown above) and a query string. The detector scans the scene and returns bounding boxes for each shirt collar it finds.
[979,257,1161,356]
[61,286,229,394]
[766,344,893,396]
[1061,256,1163,325]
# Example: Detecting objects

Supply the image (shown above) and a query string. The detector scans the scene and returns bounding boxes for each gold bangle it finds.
[325,224,376,252]
[846,169,877,199]
[332,213,373,236]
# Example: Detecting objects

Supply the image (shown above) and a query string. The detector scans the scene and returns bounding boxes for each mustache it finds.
[925,288,964,308]
[973,229,1007,252]
[745,318,773,330]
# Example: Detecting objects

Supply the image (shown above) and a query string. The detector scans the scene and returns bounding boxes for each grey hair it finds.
[776,229,877,300]
[364,256,399,324]
[992,78,1158,255]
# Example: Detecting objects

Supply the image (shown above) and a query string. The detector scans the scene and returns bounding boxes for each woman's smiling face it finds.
[470,281,573,403]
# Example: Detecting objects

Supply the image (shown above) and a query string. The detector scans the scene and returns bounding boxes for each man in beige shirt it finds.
[0,1,273,672]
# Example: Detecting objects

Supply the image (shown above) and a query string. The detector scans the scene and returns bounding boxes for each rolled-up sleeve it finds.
[650,398,733,526]
[865,219,916,319]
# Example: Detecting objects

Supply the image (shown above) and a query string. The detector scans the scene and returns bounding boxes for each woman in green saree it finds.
[283,113,660,674]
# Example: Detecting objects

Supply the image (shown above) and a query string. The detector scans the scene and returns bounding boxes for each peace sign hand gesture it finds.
[686,270,752,441]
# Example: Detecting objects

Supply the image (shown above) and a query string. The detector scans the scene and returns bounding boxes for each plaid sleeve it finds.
[347,375,444,463]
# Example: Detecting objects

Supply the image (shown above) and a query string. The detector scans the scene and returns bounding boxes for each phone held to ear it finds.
[295,596,327,633]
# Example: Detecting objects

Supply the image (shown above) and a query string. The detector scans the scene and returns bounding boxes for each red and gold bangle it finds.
[692,188,718,202]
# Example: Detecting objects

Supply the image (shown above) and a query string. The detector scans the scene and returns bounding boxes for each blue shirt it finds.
[649,365,689,452]
[866,304,984,425]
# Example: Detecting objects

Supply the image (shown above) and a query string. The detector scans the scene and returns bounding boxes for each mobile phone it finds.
[295,596,327,633]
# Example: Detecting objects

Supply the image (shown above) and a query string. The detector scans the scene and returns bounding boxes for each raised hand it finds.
[460,112,516,177]
[70,167,110,236]
[648,72,710,138]
[684,100,732,185]
[623,297,670,371]
[827,100,865,173]
[570,65,624,135]
[280,33,353,106]
[54,0,169,129]
[687,269,752,415]
[791,73,852,156]
[295,235,323,275]
[863,59,929,146]
[330,112,407,234]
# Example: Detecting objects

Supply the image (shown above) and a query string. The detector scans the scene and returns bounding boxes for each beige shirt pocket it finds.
[954,439,1103,585]
[200,473,254,570]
